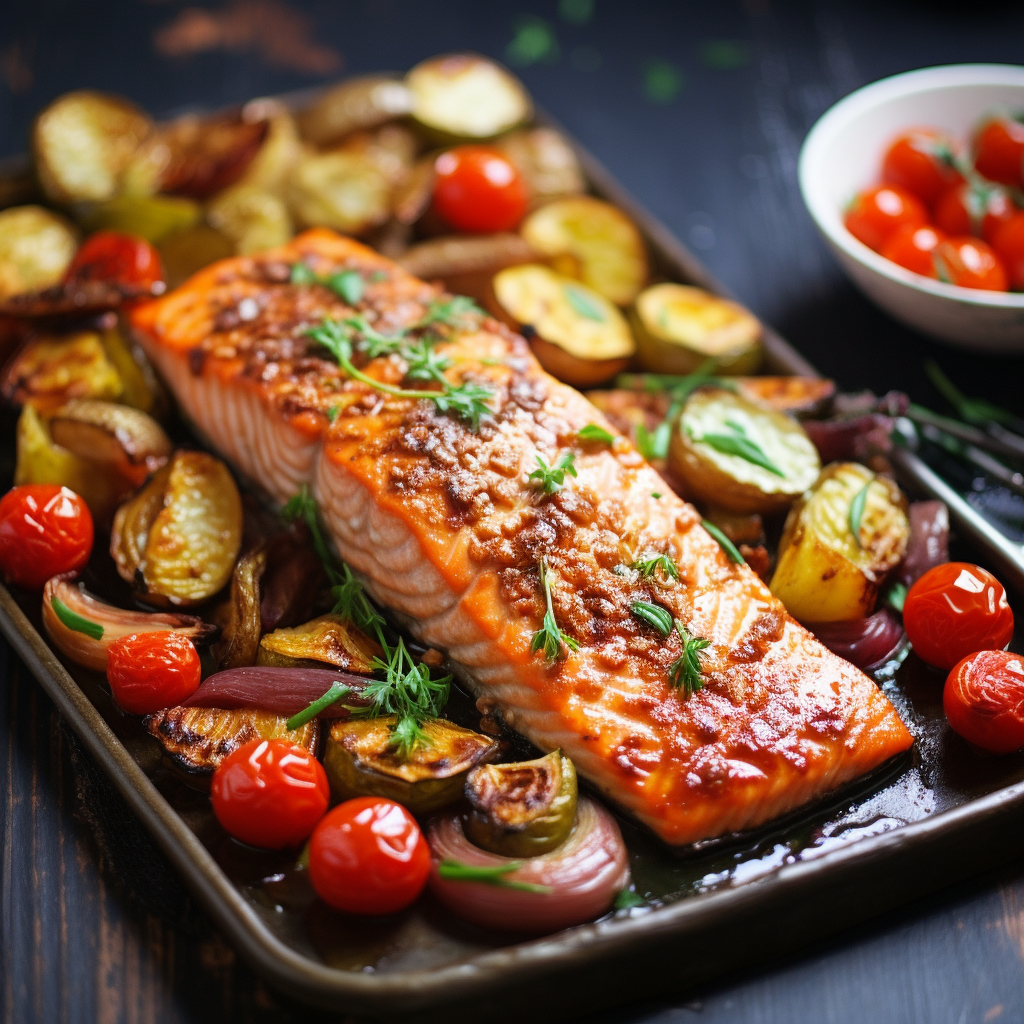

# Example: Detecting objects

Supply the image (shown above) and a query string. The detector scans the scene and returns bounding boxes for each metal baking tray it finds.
[2,99,1023,1022]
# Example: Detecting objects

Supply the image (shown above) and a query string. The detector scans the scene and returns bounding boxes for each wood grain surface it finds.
[2,1,1024,1021]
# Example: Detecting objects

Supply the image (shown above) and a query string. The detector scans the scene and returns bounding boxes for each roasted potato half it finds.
[520,196,647,306]
[770,463,910,624]
[406,53,531,142]
[111,450,243,607]
[0,206,78,301]
[232,98,302,193]
[207,185,293,254]
[297,76,413,147]
[632,283,762,376]
[670,387,821,514]
[497,128,586,202]
[492,264,635,387]
[286,150,391,235]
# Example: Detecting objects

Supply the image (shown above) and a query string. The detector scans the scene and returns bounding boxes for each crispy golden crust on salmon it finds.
[130,228,913,846]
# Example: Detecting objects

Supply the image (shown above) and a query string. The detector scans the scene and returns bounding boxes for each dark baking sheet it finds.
[1,115,1023,1022]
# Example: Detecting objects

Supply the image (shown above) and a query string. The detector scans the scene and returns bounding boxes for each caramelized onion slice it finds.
[809,609,905,671]
[427,796,629,934]
[897,500,949,588]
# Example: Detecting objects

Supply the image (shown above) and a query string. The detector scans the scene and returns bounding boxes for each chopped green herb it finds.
[529,451,578,494]
[563,283,605,321]
[651,491,662,499]
[700,520,744,563]
[613,888,646,910]
[631,600,673,637]
[437,859,551,893]
[50,597,103,640]
[578,423,616,445]
[848,479,872,548]
[326,405,340,423]
[286,681,352,731]
[327,269,364,305]
[884,580,908,614]
[690,420,785,477]
[668,620,710,697]
[403,338,452,384]
[281,486,341,585]
[417,294,484,330]
[531,557,579,662]
[632,553,679,581]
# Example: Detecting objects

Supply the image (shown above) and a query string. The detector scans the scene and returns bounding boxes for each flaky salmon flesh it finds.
[130,228,913,847]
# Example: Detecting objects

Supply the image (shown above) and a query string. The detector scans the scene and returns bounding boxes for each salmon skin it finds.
[130,228,913,847]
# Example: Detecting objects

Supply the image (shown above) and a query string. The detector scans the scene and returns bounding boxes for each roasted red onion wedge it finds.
[427,796,629,934]
[896,500,949,588]
[809,609,905,671]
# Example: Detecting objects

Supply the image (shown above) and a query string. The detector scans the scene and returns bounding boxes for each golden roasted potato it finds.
[669,386,820,514]
[257,613,379,673]
[232,98,301,193]
[33,91,153,204]
[79,193,201,243]
[0,206,78,301]
[99,328,167,417]
[297,76,413,147]
[492,264,635,387]
[497,128,585,201]
[520,196,647,306]
[734,376,836,416]
[157,223,235,289]
[632,284,762,376]
[333,124,418,186]
[286,150,391,235]
[207,185,293,254]
[770,463,910,623]
[111,450,243,606]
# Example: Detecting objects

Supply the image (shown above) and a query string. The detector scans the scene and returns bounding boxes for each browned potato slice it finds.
[79,193,201,244]
[286,150,391,234]
[770,463,910,623]
[406,54,531,142]
[0,206,78,300]
[207,186,293,254]
[257,614,379,673]
[157,223,235,289]
[497,128,585,201]
[632,283,762,376]
[734,376,836,416]
[333,124,419,186]
[492,264,634,387]
[669,386,820,514]
[520,196,648,306]
[212,547,267,669]
[297,76,414,147]
[33,91,153,204]
[232,98,302,193]
[398,233,538,281]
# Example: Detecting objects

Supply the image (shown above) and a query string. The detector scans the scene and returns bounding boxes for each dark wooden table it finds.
[2,2,1024,1021]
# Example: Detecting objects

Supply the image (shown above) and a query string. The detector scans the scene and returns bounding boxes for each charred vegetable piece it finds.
[496,128,586,201]
[79,194,202,244]
[323,715,500,814]
[212,547,267,669]
[42,574,215,672]
[734,376,836,416]
[33,91,153,204]
[770,462,910,623]
[297,76,413,146]
[145,705,318,774]
[520,196,647,306]
[0,206,78,300]
[257,613,379,673]
[398,233,538,282]
[670,387,820,514]
[406,54,531,142]
[632,284,762,376]
[157,224,234,289]
[98,328,167,417]
[464,749,577,858]
[492,264,634,387]
[110,450,243,607]
[286,151,391,235]
[207,186,293,255]
[335,124,418,186]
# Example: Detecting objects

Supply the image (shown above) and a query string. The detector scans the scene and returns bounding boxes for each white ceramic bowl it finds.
[799,64,1024,353]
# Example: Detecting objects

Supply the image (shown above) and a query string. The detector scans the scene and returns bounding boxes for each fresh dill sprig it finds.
[668,620,710,698]
[528,451,578,494]
[631,600,674,637]
[530,557,579,662]
[631,552,679,582]
[280,486,341,586]
[403,337,452,383]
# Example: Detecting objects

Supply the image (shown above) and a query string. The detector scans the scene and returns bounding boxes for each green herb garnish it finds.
[632,553,679,581]
[613,888,646,909]
[417,294,484,330]
[286,681,352,731]
[690,419,785,477]
[651,491,662,498]
[529,451,578,494]
[326,405,340,423]
[848,479,872,548]
[631,600,674,637]
[925,360,1023,430]
[578,423,615,445]
[563,283,605,321]
[700,520,744,563]
[884,580,908,614]
[668,620,710,697]
[291,262,365,305]
[530,557,579,662]
[437,859,551,893]
[50,597,103,640]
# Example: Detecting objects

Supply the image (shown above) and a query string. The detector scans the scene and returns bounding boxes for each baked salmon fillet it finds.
[130,228,913,847]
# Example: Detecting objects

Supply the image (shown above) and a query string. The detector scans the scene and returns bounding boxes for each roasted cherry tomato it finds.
[991,211,1024,291]
[973,116,1024,190]
[931,236,1008,291]
[432,146,528,234]
[65,230,164,293]
[933,182,1017,243]
[880,223,943,277]
[944,650,1024,754]
[844,185,928,253]
[0,484,93,589]
[106,630,201,714]
[904,562,1014,671]
[210,738,329,849]
[308,797,430,915]
[881,128,962,206]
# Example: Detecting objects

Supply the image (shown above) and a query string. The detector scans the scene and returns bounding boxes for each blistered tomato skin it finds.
[308,797,430,915]
[881,129,962,206]
[211,739,329,850]
[944,651,1024,754]
[844,185,928,253]
[904,562,1014,671]
[0,484,93,589]
[432,146,528,234]
[106,630,201,714]
[66,230,164,292]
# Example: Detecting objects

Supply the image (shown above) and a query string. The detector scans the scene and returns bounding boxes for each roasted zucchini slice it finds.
[406,54,531,142]
[0,206,78,301]
[297,75,413,147]
[286,150,391,235]
[769,463,910,623]
[323,716,501,814]
[492,264,635,387]
[207,185,293,255]
[79,193,201,244]
[496,128,585,201]
[463,749,577,858]
[669,386,820,514]
[520,196,647,306]
[257,614,379,673]
[632,283,762,376]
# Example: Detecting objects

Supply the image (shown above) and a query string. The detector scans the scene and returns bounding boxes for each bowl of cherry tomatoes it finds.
[799,64,1024,352]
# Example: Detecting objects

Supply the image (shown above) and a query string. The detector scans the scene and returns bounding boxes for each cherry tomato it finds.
[991,211,1024,291]
[904,562,1014,671]
[432,146,528,233]
[210,738,329,849]
[933,182,1018,243]
[944,650,1024,754]
[973,116,1024,190]
[308,797,430,915]
[880,223,943,277]
[844,185,928,253]
[106,630,201,714]
[65,230,164,293]
[931,236,1008,291]
[0,484,93,589]
[881,128,962,206]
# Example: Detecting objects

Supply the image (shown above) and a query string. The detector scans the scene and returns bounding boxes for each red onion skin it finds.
[427,797,630,934]
[804,414,893,463]
[808,609,905,670]
[897,501,949,588]
[182,666,369,718]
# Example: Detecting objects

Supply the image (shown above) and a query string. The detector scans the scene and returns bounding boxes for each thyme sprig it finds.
[530,557,579,662]
[668,620,711,698]
[631,552,679,582]
[529,451,578,494]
